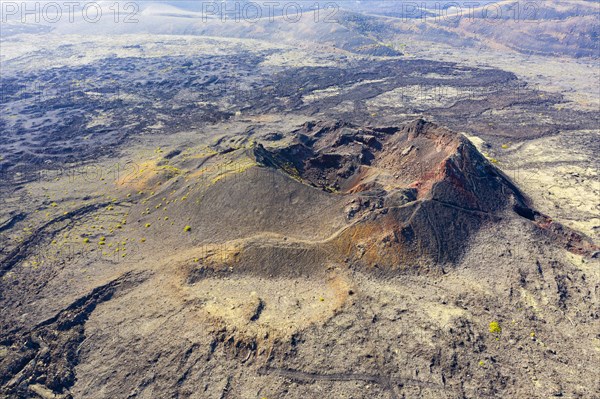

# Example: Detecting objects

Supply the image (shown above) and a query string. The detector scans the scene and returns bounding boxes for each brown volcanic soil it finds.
[254,119,596,269]
[0,119,598,399]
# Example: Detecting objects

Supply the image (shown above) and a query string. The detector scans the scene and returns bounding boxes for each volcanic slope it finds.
[238,119,595,272]
[70,117,596,292]
[80,118,598,276]
[1,119,598,399]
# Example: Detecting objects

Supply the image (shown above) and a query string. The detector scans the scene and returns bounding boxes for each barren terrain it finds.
[0,1,598,398]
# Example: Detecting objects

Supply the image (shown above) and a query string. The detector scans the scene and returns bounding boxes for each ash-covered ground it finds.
[0,2,598,398]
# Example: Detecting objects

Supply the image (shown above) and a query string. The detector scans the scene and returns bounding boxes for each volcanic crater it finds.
[246,119,537,271]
